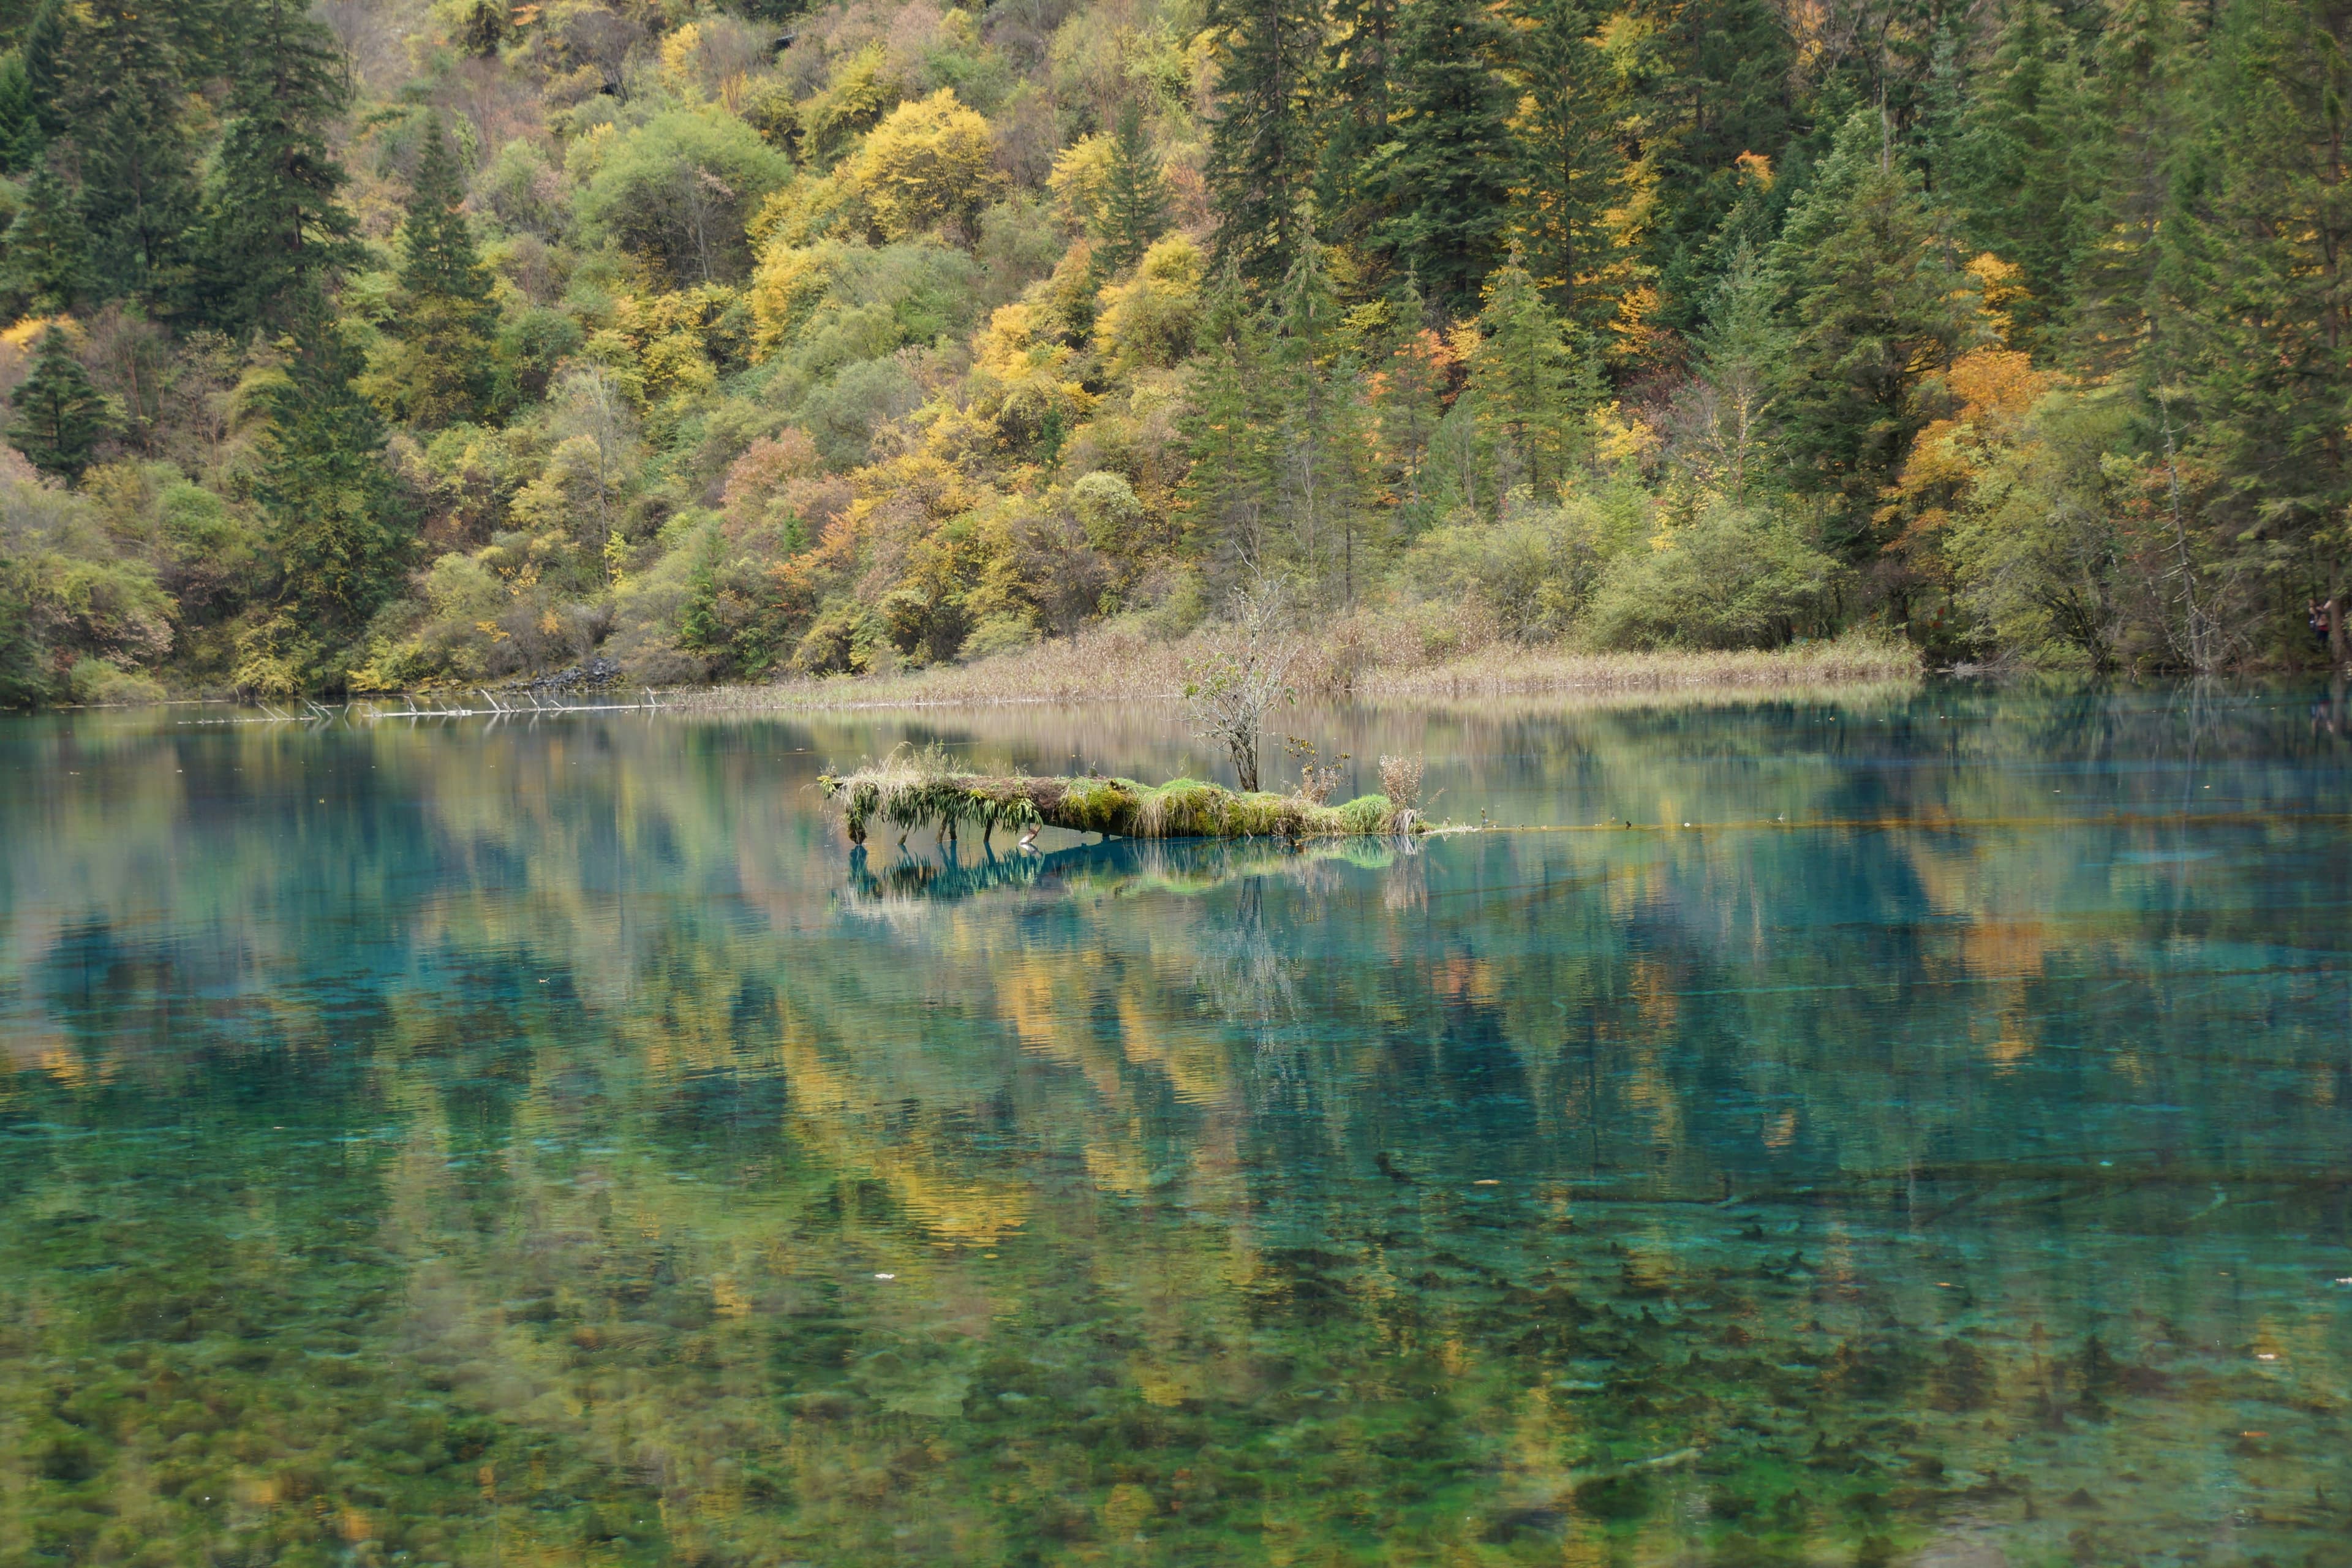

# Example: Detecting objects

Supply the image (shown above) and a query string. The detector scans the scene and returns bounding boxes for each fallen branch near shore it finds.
[818,752,1431,845]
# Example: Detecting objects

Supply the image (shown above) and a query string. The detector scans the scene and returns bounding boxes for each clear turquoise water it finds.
[2,687,2348,1567]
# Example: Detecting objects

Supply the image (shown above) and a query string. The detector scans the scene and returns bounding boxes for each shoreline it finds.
[37,631,1928,715]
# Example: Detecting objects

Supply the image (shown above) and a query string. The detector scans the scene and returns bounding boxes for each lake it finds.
[2,685,2348,1566]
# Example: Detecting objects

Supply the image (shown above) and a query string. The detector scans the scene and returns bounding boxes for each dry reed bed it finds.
[1357,635,1923,698]
[669,624,1921,714]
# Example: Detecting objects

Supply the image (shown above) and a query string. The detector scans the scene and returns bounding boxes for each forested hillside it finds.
[0,0,2343,701]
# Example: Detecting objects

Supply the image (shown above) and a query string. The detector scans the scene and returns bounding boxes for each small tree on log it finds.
[1180,576,1297,791]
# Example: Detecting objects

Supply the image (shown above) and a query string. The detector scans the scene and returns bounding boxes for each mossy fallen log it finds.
[817,764,1426,845]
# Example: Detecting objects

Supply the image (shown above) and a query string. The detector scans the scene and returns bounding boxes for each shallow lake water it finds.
[2,685,2349,1567]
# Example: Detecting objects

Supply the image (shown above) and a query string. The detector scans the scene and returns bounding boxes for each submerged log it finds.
[817,767,1425,845]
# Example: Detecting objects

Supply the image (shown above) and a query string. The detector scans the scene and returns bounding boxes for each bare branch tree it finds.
[1179,576,1298,791]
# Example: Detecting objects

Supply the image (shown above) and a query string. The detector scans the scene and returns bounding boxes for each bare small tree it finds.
[1180,577,1298,791]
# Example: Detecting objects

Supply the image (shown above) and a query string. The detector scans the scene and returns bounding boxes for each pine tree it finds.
[21,0,202,304]
[0,48,39,174]
[1,159,93,315]
[1180,260,1285,568]
[1202,0,1322,288]
[1504,0,1626,329]
[1464,247,1588,503]
[1624,0,1798,334]
[1947,0,2096,348]
[2165,0,2352,609]
[255,295,409,640]
[1090,102,1171,276]
[0,554,54,710]
[1688,240,1787,501]
[1317,0,1399,249]
[1365,276,1449,530]
[1271,226,1375,595]
[376,114,498,428]
[2066,0,2198,372]
[189,0,357,336]
[678,519,727,654]
[18,0,69,135]
[1768,110,1979,562]
[1373,0,1516,311]
[7,323,115,478]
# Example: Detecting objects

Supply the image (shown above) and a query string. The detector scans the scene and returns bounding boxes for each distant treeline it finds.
[0,0,2343,703]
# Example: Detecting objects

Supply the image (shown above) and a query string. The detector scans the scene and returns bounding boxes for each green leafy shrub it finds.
[1395,496,1640,641]
[576,108,791,286]
[1583,508,1848,650]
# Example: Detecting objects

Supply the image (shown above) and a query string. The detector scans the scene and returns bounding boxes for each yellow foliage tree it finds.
[747,171,865,253]
[1093,234,1204,374]
[1885,344,2062,596]
[1892,347,2060,532]
[848,89,1001,242]
[969,300,1093,454]
[746,243,842,358]
[1047,134,1114,230]
[801,42,902,168]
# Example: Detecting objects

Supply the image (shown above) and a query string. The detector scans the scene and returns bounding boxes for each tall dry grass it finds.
[666,612,1921,714]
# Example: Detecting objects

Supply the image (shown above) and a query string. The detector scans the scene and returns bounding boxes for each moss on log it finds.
[817,766,1424,845]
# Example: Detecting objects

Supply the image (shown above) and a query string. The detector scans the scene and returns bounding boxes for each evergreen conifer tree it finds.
[1689,240,1787,501]
[1272,225,1374,595]
[1464,247,1587,502]
[0,554,53,709]
[20,0,202,305]
[1090,102,1171,276]
[255,295,409,641]
[1317,0,1398,249]
[376,114,498,428]
[1768,110,1979,561]
[1181,260,1285,567]
[1202,0,1322,288]
[1947,0,2095,347]
[1373,0,1515,311]
[1504,0,1624,328]
[1627,0,1798,333]
[0,49,39,174]
[678,519,727,654]
[2163,0,2352,609]
[7,323,115,478]
[190,0,357,335]
[2,159,93,315]
[19,0,72,142]
[2065,0,2196,372]
[1366,276,1448,529]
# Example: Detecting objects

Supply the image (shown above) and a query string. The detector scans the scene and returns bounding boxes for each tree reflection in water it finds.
[0,688,2348,1566]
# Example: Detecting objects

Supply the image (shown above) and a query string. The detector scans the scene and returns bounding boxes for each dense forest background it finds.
[0,0,2343,701]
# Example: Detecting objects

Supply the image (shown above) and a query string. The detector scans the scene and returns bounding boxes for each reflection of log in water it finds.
[842,845,1049,904]
[841,836,1405,908]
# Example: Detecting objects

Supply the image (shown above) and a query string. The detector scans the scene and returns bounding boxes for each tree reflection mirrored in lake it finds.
[2,686,2348,1567]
